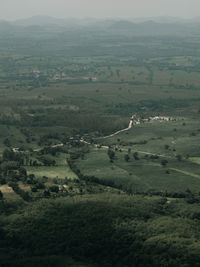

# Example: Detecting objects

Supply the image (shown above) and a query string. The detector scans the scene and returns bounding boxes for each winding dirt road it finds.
[98,115,134,139]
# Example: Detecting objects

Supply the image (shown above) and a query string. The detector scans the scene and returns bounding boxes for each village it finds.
[132,114,173,125]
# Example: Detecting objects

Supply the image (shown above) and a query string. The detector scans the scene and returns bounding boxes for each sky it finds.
[1,0,200,20]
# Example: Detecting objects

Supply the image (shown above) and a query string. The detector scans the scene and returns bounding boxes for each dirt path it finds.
[136,150,171,159]
[13,115,171,161]
[80,116,171,159]
[170,168,200,179]
[33,143,64,152]
[97,115,134,139]
[13,115,135,153]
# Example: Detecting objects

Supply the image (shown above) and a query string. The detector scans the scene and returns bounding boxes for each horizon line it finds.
[1,14,200,22]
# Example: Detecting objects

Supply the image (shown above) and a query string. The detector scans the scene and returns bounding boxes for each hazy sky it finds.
[1,0,200,20]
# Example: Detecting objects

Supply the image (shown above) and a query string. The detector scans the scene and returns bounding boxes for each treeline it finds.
[1,192,200,267]
[20,110,129,135]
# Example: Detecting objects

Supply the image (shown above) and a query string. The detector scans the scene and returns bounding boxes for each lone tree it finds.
[124,154,130,162]
[161,159,168,167]
[176,154,182,161]
[107,149,115,161]
[133,152,139,160]
[3,138,11,147]
[164,145,170,150]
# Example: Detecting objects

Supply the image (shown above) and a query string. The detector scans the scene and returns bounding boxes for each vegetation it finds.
[2,194,200,266]
[0,18,200,266]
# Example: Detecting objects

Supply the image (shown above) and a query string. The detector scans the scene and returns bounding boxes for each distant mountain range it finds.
[107,19,199,35]
[13,15,66,26]
[0,16,200,36]
[130,16,200,24]
[10,15,200,26]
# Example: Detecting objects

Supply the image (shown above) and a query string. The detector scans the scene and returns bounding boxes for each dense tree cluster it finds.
[1,194,200,267]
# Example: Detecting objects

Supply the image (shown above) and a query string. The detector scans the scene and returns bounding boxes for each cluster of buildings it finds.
[132,115,173,125]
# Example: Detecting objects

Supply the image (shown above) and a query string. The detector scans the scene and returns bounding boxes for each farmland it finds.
[0,19,200,266]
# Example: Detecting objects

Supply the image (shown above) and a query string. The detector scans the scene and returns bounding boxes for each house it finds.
[160,116,170,121]
[12,148,19,153]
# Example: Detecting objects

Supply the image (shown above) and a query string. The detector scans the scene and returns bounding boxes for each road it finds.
[13,115,170,160]
[97,115,134,139]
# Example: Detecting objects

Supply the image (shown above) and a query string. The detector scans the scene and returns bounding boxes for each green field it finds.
[75,118,200,193]
[26,165,77,180]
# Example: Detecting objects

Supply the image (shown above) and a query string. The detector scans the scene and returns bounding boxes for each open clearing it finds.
[26,165,77,180]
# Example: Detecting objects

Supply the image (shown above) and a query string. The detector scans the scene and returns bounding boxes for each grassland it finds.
[26,165,77,180]
[76,118,200,193]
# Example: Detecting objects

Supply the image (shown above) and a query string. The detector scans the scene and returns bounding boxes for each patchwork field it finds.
[76,118,200,193]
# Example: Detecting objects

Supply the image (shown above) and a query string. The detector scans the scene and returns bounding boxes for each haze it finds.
[1,0,200,21]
